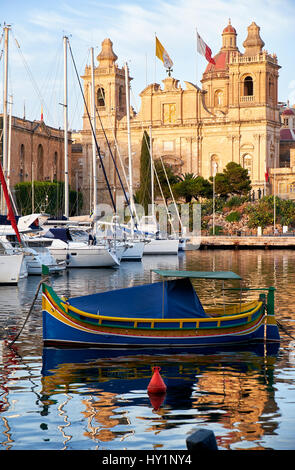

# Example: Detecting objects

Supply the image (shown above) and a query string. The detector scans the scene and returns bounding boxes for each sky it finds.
[1,0,295,131]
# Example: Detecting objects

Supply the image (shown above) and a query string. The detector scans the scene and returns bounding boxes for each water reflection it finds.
[39,344,279,450]
[1,249,295,450]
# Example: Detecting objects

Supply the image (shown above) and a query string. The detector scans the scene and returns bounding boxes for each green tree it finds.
[14,181,83,217]
[173,173,212,202]
[224,162,252,196]
[209,162,251,198]
[135,131,151,213]
[210,172,231,198]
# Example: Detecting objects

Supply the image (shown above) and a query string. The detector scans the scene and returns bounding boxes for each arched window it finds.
[214,90,223,107]
[37,144,44,180]
[97,87,105,107]
[244,76,253,96]
[20,144,25,181]
[243,154,252,177]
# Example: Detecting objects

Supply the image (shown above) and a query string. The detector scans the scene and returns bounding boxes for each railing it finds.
[240,95,254,102]
[223,286,275,316]
[59,298,264,330]
[229,53,277,65]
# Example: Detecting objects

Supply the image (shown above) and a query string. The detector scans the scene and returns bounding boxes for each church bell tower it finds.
[82,38,128,133]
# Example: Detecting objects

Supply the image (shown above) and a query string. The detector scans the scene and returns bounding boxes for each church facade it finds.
[74,20,282,211]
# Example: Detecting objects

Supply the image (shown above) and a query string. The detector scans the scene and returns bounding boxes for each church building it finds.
[0,114,71,187]
[74,20,282,211]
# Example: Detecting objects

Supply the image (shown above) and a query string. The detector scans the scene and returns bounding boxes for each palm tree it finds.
[173,173,212,203]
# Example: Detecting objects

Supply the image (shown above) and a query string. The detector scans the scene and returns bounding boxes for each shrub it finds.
[209,225,223,235]
[14,181,83,217]
[225,211,241,222]
[225,195,247,208]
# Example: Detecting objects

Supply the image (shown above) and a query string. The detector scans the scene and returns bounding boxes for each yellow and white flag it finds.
[155,36,173,69]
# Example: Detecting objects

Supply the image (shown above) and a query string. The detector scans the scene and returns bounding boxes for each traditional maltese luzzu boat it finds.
[42,269,280,349]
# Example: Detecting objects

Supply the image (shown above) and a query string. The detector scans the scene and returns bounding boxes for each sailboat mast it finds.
[63,35,69,219]
[149,126,155,218]
[7,94,12,191]
[1,24,10,214]
[90,47,98,218]
[124,62,135,232]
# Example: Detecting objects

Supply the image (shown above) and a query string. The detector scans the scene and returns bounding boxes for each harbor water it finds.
[0,249,295,451]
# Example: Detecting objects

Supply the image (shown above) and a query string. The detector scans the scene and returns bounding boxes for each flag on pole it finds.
[196,31,215,65]
[155,36,173,70]
[0,161,22,244]
[41,104,43,121]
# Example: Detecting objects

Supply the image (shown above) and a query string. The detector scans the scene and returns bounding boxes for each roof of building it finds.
[223,23,236,34]
[204,50,228,73]
[280,128,295,141]
[282,108,295,116]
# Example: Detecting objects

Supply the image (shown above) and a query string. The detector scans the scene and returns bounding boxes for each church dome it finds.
[203,19,239,74]
[223,21,236,34]
[204,50,228,73]
[282,107,295,116]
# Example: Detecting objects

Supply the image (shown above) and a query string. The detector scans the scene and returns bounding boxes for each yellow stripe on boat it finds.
[47,293,264,328]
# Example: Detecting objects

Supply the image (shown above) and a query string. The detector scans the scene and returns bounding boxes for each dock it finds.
[186,235,295,250]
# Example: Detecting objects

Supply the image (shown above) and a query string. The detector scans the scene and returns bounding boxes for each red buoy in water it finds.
[148,392,166,411]
[147,366,167,394]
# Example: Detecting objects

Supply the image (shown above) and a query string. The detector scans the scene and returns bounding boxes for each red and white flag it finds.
[197,31,215,65]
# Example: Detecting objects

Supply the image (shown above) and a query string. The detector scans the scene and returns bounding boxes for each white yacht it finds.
[1,227,66,275]
[0,238,24,285]
[95,222,145,261]
[136,216,179,255]
[43,228,120,268]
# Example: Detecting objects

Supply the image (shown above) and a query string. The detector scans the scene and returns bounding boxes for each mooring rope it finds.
[8,275,49,347]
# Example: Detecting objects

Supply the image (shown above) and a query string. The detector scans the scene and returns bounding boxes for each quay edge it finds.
[185,236,295,250]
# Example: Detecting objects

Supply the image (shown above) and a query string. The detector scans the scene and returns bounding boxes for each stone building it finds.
[0,114,71,188]
[268,104,295,199]
[74,20,282,211]
[279,103,295,168]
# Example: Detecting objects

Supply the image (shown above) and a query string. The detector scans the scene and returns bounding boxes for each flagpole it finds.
[212,162,217,236]
[63,35,69,219]
[154,32,157,84]
[273,171,276,235]
[196,27,198,85]
[213,174,215,236]
[145,52,148,87]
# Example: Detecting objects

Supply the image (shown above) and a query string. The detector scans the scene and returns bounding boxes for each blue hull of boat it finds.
[42,310,266,348]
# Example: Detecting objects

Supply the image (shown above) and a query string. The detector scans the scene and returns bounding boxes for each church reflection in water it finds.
[40,343,279,450]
